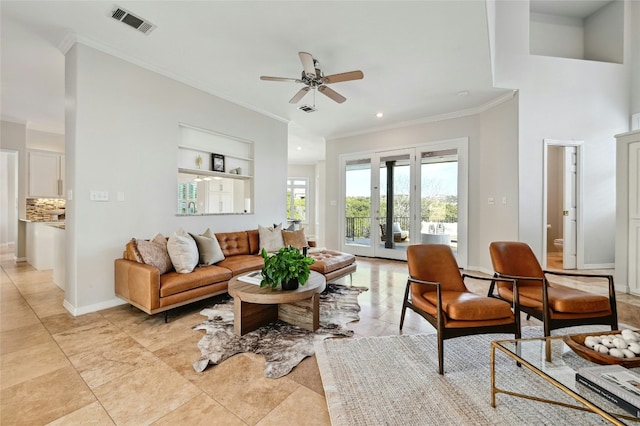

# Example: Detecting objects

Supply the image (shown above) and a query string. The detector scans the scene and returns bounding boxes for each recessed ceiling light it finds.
[376,112,384,118]
[457,90,469,97]
[297,146,302,151]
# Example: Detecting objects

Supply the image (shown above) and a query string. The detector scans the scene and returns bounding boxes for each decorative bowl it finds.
[563,331,640,368]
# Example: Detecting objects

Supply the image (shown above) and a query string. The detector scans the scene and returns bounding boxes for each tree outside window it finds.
[287,178,307,222]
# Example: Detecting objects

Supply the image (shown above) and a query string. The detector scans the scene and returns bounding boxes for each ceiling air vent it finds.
[110,6,156,35]
[298,105,317,113]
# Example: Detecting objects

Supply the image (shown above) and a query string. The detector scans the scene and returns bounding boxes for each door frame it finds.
[542,139,584,269]
[339,137,468,266]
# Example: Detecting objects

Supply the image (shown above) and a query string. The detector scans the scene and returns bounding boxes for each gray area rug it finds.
[192,283,367,378]
[316,326,618,425]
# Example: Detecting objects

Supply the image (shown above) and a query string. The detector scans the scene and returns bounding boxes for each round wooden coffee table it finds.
[228,271,326,336]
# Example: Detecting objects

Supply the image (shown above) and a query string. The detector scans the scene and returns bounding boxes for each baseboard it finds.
[63,297,127,317]
[580,263,615,270]
[14,256,27,263]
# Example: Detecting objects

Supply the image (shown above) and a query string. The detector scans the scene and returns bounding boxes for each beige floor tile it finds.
[93,362,201,426]
[0,280,22,302]
[193,353,299,425]
[256,385,330,426]
[68,335,160,389]
[0,322,55,355]
[99,303,155,328]
[23,287,68,318]
[153,333,204,381]
[0,365,96,426]
[152,392,246,426]
[46,401,115,425]
[126,314,204,352]
[10,271,57,294]
[40,311,105,335]
[286,355,325,396]
[1,339,70,389]
[0,302,41,332]
[52,319,127,357]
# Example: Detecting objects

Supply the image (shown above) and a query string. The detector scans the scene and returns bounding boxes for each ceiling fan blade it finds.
[260,76,301,83]
[289,87,311,104]
[322,70,364,84]
[318,85,346,104]
[298,52,316,77]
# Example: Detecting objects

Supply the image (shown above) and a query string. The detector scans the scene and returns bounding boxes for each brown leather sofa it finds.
[114,229,357,317]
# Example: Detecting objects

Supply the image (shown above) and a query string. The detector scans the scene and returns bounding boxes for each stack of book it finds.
[576,365,640,417]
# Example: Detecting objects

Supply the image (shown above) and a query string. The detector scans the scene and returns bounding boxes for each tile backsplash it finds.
[26,198,66,222]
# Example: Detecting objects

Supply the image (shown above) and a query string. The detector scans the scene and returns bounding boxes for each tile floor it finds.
[1,244,639,425]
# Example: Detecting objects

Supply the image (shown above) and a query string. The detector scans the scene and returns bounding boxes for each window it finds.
[287,178,308,223]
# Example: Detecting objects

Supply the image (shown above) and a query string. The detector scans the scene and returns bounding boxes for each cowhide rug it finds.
[192,283,368,378]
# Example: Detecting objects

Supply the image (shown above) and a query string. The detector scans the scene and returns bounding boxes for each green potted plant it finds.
[260,246,315,290]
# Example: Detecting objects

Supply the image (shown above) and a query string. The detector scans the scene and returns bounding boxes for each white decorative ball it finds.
[622,349,637,359]
[609,348,625,358]
[601,337,615,348]
[628,342,640,355]
[613,338,629,349]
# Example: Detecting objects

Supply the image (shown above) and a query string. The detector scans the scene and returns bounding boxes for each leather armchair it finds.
[488,241,617,339]
[400,244,520,374]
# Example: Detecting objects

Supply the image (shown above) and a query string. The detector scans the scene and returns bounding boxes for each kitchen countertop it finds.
[20,219,66,229]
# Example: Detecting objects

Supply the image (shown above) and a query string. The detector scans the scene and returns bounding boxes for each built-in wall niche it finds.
[177,124,253,215]
[529,0,623,64]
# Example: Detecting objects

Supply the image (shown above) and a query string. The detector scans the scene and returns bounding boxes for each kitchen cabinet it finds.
[28,150,64,198]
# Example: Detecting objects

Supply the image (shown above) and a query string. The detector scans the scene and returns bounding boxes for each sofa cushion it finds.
[216,231,251,256]
[130,234,173,274]
[247,229,260,254]
[259,223,285,253]
[309,250,356,274]
[216,254,264,276]
[160,265,232,298]
[282,228,308,250]
[167,228,199,273]
[190,229,225,265]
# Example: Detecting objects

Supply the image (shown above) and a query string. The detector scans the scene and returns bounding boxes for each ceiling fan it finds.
[260,52,364,104]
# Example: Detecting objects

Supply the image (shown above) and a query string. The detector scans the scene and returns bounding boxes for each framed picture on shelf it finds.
[212,154,225,172]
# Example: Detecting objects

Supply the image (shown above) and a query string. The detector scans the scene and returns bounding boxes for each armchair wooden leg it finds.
[399,281,411,330]
[437,334,444,375]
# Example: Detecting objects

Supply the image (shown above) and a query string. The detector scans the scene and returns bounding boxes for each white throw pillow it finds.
[258,223,285,253]
[167,228,199,273]
[190,228,225,265]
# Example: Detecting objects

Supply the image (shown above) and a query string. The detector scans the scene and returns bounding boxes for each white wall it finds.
[0,151,17,245]
[632,0,640,117]
[65,43,288,315]
[325,95,519,270]
[530,13,584,60]
[584,0,624,64]
[0,120,27,259]
[492,1,630,268]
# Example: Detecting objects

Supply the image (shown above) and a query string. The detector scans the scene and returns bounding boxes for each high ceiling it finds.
[1,1,514,162]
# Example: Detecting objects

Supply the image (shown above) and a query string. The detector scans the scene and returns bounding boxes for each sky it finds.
[346,162,458,197]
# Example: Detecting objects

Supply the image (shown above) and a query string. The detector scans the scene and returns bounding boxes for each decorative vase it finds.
[282,278,299,291]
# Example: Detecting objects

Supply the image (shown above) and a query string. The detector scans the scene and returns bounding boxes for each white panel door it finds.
[562,147,577,269]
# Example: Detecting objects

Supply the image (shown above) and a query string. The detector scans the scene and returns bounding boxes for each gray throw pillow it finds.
[190,229,225,265]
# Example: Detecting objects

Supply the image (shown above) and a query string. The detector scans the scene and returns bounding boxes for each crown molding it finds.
[329,90,518,140]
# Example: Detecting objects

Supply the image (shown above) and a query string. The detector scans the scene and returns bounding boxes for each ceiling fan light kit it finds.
[260,52,363,108]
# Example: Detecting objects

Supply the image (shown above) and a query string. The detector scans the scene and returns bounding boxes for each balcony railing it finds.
[345,216,456,240]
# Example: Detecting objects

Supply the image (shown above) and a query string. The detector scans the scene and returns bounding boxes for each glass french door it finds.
[341,138,468,265]
[342,149,414,261]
